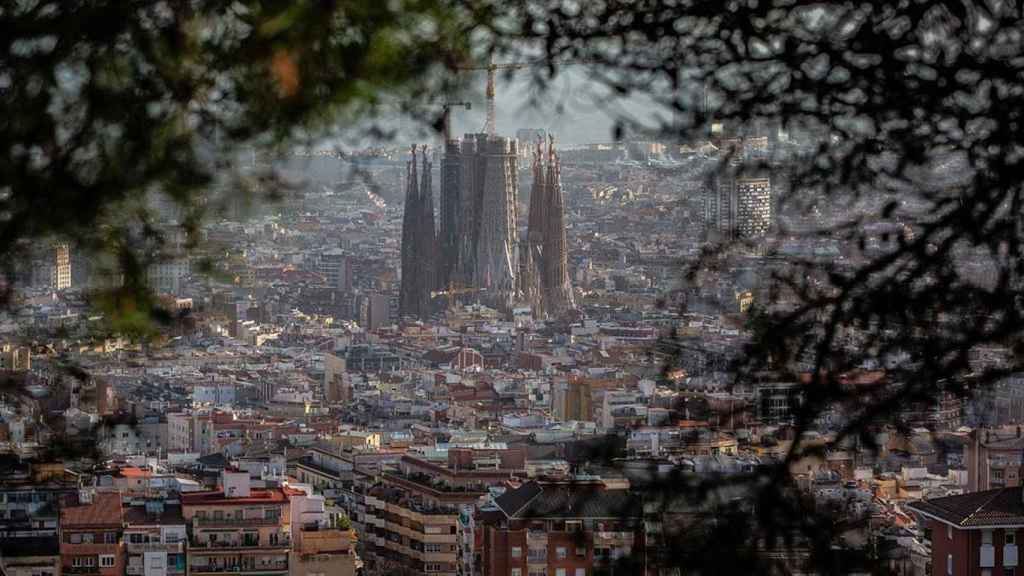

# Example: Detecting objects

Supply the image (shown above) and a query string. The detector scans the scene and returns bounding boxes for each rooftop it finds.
[181,488,289,506]
[908,486,1024,527]
[61,492,123,528]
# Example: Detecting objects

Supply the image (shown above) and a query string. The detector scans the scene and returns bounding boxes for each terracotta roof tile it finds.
[908,486,1024,527]
[61,492,123,528]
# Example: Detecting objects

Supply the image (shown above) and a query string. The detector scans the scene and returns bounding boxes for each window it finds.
[425,543,443,553]
[511,547,522,559]
[556,570,566,576]
[947,553,952,576]
[128,533,144,544]
[983,530,994,545]
[1007,569,1016,576]
[81,533,93,544]
[213,510,224,520]
[72,557,83,568]
[512,570,522,576]
[576,547,586,557]
[1008,531,1017,545]
[575,570,586,576]
[99,555,115,568]
[556,547,567,560]
[70,533,82,544]
[104,532,117,544]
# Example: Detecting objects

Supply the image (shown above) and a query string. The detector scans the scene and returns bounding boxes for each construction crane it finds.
[455,56,596,136]
[455,56,540,136]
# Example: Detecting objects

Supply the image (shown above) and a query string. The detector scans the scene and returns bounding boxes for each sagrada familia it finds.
[399,134,574,321]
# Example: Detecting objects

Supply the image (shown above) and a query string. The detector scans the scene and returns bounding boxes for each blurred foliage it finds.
[0,0,486,326]
[5,0,1024,572]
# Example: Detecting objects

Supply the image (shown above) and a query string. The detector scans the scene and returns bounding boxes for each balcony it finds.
[194,516,280,527]
[188,562,288,574]
[981,544,995,568]
[63,567,103,575]
[190,539,290,551]
[127,541,186,554]
[1007,544,1019,567]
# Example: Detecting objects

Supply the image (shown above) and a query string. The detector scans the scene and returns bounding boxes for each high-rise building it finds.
[734,176,773,238]
[358,292,391,331]
[23,241,72,292]
[399,145,437,320]
[522,137,575,317]
[319,248,352,292]
[703,173,772,239]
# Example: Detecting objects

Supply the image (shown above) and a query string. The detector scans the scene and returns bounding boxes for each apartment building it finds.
[0,462,79,538]
[59,490,125,576]
[181,471,292,575]
[480,480,645,576]
[288,484,359,576]
[909,486,1024,576]
[360,451,524,576]
[0,536,60,576]
[123,500,187,576]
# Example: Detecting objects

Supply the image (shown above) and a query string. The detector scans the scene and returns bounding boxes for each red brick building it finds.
[908,487,1023,576]
[479,480,645,576]
[59,490,125,576]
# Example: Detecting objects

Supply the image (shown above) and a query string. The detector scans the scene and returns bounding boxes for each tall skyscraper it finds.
[734,176,773,238]
[522,136,575,317]
[399,145,437,320]
[703,173,773,239]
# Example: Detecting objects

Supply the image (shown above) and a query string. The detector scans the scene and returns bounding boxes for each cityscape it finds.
[2,2,1022,576]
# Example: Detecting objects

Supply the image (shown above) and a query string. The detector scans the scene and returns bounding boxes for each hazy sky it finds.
[391,67,669,146]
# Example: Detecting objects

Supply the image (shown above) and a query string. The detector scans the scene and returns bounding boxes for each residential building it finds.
[966,430,1024,492]
[359,451,524,576]
[908,486,1024,576]
[288,484,359,576]
[0,535,60,576]
[479,480,644,576]
[181,470,292,575]
[0,343,31,371]
[167,413,216,455]
[59,490,125,576]
[123,500,187,576]
[553,378,593,423]
[325,353,351,404]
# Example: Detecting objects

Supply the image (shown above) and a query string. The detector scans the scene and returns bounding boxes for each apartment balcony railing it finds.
[190,539,290,550]
[188,562,288,574]
[127,541,185,554]
[63,567,103,575]
[194,517,280,527]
